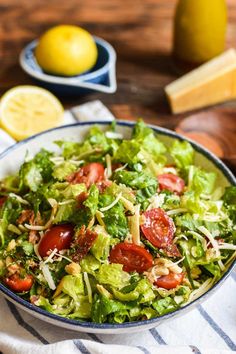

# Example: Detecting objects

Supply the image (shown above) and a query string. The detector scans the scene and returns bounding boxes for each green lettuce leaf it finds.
[189,167,216,195]
[97,263,130,289]
[170,140,194,169]
[91,294,129,323]
[52,161,77,181]
[152,297,178,315]
[84,185,99,216]
[91,226,110,261]
[99,194,128,239]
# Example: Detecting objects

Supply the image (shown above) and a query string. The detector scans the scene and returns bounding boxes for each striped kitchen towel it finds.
[0,100,235,354]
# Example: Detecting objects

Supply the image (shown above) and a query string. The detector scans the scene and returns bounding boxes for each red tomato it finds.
[5,274,34,292]
[67,163,104,188]
[158,173,185,195]
[38,224,74,257]
[141,208,175,249]
[154,272,184,290]
[72,226,98,262]
[109,242,153,273]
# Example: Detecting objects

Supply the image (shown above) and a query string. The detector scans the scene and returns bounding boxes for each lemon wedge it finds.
[0,86,64,140]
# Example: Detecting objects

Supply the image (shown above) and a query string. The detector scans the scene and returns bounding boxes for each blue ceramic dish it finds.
[19,37,117,96]
[0,121,235,333]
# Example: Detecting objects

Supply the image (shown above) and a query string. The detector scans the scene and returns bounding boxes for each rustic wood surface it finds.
[0,0,235,172]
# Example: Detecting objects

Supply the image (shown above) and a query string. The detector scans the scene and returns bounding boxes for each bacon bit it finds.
[66,170,83,184]
[96,180,112,193]
[165,243,182,258]
[30,295,40,304]
[72,226,98,262]
[7,263,21,276]
[17,210,34,224]
[28,212,43,245]
[112,163,123,171]
[76,191,88,208]
[0,196,7,207]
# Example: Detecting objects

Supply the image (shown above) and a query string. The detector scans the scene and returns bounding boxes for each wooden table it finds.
[0,0,236,171]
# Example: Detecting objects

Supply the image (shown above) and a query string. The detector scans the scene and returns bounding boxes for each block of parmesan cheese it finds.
[165,49,236,114]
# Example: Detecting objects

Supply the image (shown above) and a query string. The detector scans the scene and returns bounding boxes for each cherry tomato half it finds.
[38,224,74,257]
[154,272,184,290]
[158,173,185,195]
[109,242,153,273]
[141,208,175,249]
[67,163,105,188]
[5,274,34,292]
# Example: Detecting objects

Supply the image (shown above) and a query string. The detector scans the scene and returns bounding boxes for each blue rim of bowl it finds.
[19,36,117,85]
[0,120,235,330]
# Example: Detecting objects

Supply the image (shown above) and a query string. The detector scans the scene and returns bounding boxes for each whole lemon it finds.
[35,25,98,76]
[173,0,227,64]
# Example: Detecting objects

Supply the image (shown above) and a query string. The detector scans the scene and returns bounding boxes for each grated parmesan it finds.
[84,272,92,303]
[128,204,141,245]
[40,262,56,290]
[9,193,29,205]
[100,192,122,212]
[105,154,112,179]
[105,131,123,140]
[198,226,225,271]
[166,208,188,216]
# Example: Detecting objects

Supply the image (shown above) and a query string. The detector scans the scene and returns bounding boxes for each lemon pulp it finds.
[0,86,64,141]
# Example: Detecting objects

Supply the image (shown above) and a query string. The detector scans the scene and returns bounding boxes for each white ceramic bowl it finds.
[0,121,235,334]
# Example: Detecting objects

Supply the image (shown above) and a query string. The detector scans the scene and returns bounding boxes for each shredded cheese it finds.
[188,230,207,251]
[95,210,105,226]
[128,204,141,245]
[44,248,58,264]
[218,243,236,251]
[105,131,123,140]
[84,272,92,303]
[147,194,165,210]
[183,278,214,305]
[162,167,178,175]
[167,208,188,216]
[24,201,58,231]
[58,199,75,205]
[225,251,236,266]
[87,217,95,229]
[54,252,72,263]
[50,156,64,165]
[9,193,29,205]
[198,226,225,271]
[105,154,112,179]
[40,262,56,290]
[114,163,128,172]
[100,192,122,212]
[120,196,135,214]
[34,244,42,261]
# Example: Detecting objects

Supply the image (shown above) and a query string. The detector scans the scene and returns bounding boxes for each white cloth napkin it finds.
[0,100,235,354]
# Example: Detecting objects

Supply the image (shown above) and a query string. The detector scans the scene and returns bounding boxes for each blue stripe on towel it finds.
[87,333,103,343]
[73,340,91,354]
[149,328,166,345]
[197,305,236,351]
[189,344,202,354]
[6,300,49,344]
[137,345,151,354]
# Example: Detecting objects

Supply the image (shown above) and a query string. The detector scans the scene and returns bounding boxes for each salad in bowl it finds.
[0,121,235,326]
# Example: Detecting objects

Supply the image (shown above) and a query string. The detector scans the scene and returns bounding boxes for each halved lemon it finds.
[0,86,64,140]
